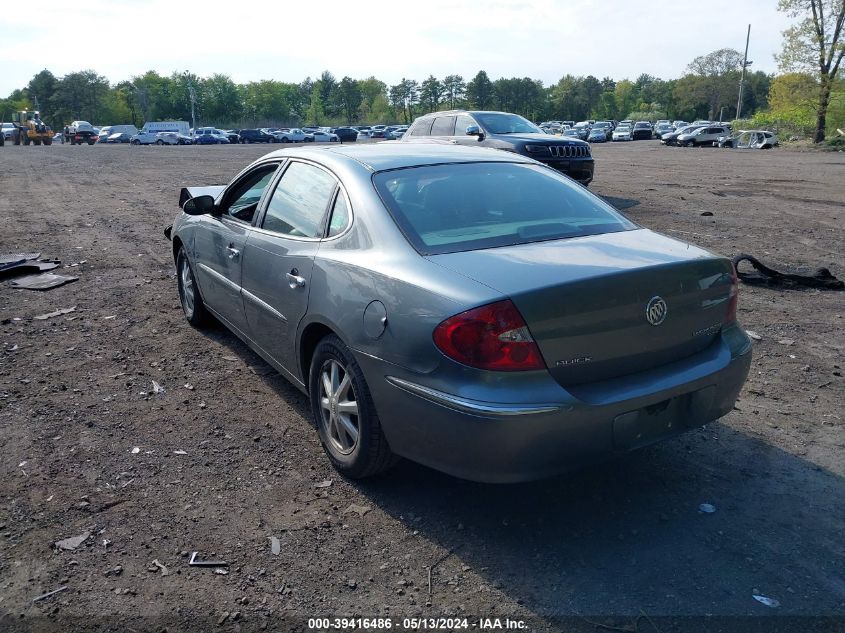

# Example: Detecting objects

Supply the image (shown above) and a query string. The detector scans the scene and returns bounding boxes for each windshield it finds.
[373,162,636,256]
[473,113,541,134]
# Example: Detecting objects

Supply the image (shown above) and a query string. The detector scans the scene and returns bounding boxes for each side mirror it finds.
[183,195,216,215]
[465,125,483,139]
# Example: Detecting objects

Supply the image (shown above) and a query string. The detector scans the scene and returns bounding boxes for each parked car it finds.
[130,130,161,145]
[271,128,306,143]
[155,132,182,145]
[332,127,359,142]
[194,127,230,144]
[661,124,707,146]
[612,125,633,141]
[592,121,613,138]
[106,132,133,143]
[98,124,139,143]
[223,130,240,144]
[386,127,408,140]
[572,122,591,140]
[238,129,276,144]
[677,125,731,147]
[718,130,779,149]
[1,122,15,141]
[654,122,674,138]
[369,127,389,138]
[672,120,689,130]
[167,143,750,482]
[402,110,594,186]
[632,121,653,140]
[561,129,580,139]
[310,130,340,143]
[587,127,608,143]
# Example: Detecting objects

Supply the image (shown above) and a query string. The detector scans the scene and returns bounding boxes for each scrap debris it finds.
[32,586,68,602]
[11,273,78,290]
[55,531,91,550]
[151,559,170,576]
[188,551,229,567]
[733,254,843,290]
[2,252,79,289]
[33,307,76,321]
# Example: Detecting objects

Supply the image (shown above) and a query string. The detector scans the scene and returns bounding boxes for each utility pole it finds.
[736,24,752,120]
[188,83,196,131]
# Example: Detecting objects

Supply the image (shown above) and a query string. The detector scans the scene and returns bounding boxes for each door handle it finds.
[226,246,240,260]
[285,270,306,289]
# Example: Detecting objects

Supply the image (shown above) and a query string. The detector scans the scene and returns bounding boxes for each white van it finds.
[141,121,190,135]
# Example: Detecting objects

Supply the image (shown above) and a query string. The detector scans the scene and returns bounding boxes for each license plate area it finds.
[612,386,715,451]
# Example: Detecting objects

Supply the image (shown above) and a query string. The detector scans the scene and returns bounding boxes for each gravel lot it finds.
[1,141,843,633]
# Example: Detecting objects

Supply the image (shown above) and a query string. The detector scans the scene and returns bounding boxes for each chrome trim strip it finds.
[385,376,561,417]
[242,288,287,322]
[197,263,241,293]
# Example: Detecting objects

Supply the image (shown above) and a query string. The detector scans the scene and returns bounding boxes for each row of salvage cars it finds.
[662,123,779,148]
[165,116,752,484]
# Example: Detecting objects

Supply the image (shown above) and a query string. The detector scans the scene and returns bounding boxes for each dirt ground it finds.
[0,140,843,633]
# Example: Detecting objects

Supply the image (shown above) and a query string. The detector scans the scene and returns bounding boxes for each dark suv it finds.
[238,129,275,144]
[401,110,594,185]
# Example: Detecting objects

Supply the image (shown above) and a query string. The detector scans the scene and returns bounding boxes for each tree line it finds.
[0,55,771,131]
[1,2,842,142]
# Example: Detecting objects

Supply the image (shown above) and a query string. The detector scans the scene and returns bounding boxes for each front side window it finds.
[262,162,336,238]
[224,166,279,223]
[374,162,636,255]
[454,114,476,136]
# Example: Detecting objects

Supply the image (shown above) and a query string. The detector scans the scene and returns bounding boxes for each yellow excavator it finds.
[10,110,54,145]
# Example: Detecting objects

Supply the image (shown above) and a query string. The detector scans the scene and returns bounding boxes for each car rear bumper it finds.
[356,325,751,483]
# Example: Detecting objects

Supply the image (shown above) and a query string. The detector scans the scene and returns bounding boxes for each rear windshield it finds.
[373,162,636,255]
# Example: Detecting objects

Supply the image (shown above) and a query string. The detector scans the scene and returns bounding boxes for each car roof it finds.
[260,142,536,172]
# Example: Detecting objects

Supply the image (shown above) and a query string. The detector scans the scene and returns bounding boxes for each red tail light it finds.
[724,266,739,324]
[433,299,546,371]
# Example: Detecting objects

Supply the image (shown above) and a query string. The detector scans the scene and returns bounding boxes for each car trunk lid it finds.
[427,229,735,385]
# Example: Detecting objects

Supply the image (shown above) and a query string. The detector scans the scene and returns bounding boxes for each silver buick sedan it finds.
[166,144,751,483]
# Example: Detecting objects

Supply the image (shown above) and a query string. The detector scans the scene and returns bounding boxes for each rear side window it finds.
[430,116,456,136]
[262,162,336,238]
[328,193,351,237]
[374,162,636,255]
[409,118,434,136]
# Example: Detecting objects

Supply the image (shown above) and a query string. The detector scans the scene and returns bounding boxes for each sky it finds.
[0,0,794,97]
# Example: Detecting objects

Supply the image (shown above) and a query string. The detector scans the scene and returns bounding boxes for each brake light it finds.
[433,299,546,371]
[724,266,739,324]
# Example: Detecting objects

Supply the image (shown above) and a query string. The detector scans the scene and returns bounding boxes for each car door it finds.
[191,162,281,334]
[241,160,340,374]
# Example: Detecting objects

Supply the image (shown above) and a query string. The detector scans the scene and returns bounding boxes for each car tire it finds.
[156,139,164,145]
[176,247,212,328]
[282,137,289,143]
[309,334,398,479]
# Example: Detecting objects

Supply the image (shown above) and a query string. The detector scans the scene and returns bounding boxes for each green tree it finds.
[466,70,494,109]
[442,74,466,109]
[335,77,362,123]
[686,48,743,119]
[776,0,845,142]
[420,75,444,112]
[51,70,110,124]
[306,85,325,125]
[27,70,58,112]
[201,74,242,125]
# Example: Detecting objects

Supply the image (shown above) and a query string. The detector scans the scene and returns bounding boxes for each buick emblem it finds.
[646,296,668,326]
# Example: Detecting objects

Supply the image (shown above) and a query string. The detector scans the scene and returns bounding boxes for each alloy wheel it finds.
[318,359,360,455]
